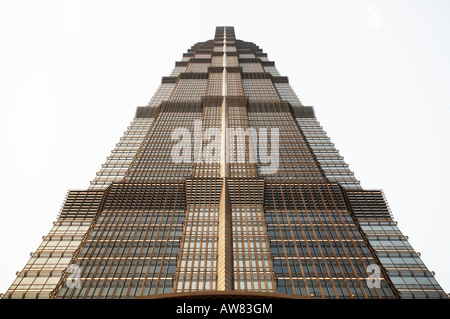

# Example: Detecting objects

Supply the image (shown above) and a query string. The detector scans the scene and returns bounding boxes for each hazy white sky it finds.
[0,0,449,295]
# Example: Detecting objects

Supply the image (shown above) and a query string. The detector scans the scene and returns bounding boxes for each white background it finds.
[0,0,449,296]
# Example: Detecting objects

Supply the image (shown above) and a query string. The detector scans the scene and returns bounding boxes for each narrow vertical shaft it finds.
[217,27,234,290]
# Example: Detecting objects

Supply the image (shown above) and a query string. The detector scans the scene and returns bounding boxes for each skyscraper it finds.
[3,26,447,299]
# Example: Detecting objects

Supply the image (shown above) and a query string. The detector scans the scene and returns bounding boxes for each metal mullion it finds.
[123,111,162,182]
[187,185,200,292]
[240,188,252,291]
[293,117,329,182]
[247,187,257,291]
[257,181,275,292]
[305,184,353,298]
[174,187,190,293]
[96,213,128,298]
[105,213,133,298]
[280,118,304,184]
[237,189,248,290]
[186,198,197,292]
[204,184,214,291]
[232,191,241,289]
[286,115,318,183]
[123,210,147,298]
[324,186,372,298]
[143,210,163,294]
[233,184,242,289]
[295,185,328,298]
[308,185,342,298]
[157,210,174,294]
[254,201,268,292]
[292,185,339,298]
[326,185,375,299]
[242,107,258,178]
[249,187,260,291]
[196,190,204,291]
[81,211,121,299]
[210,181,219,290]
[110,206,138,298]
[204,181,211,290]
[359,193,388,298]
[279,183,305,294]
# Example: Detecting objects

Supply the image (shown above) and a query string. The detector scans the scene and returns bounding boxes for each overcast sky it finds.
[0,0,449,296]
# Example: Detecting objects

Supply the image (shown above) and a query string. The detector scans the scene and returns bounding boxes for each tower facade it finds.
[4,26,447,299]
